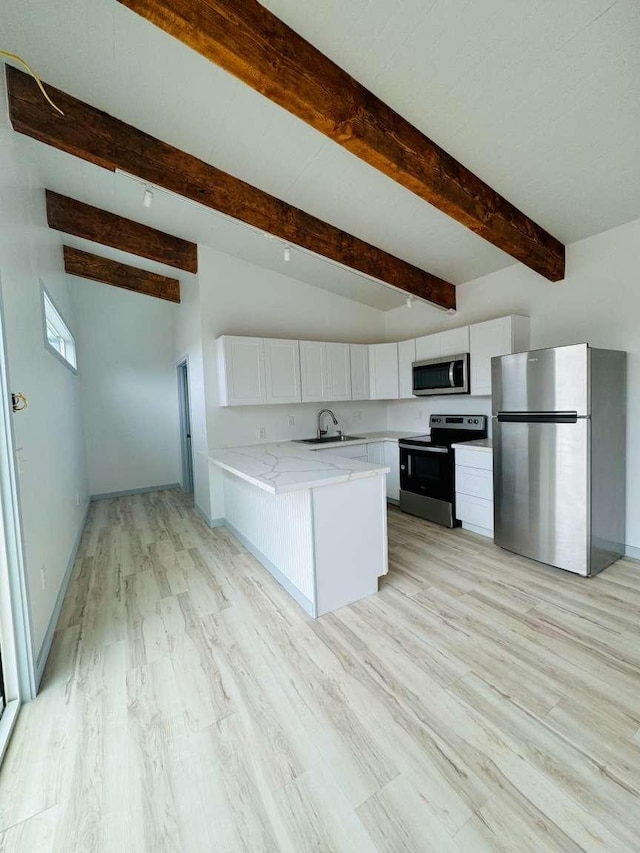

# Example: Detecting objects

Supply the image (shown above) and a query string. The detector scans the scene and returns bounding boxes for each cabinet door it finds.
[384,442,400,500]
[440,325,469,356]
[300,341,327,402]
[415,333,440,361]
[263,339,301,404]
[325,343,352,401]
[366,441,385,466]
[218,336,265,406]
[369,343,399,400]
[350,344,370,400]
[469,317,513,396]
[398,339,416,399]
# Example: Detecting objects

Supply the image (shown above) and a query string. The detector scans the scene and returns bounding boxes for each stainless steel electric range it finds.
[399,414,487,527]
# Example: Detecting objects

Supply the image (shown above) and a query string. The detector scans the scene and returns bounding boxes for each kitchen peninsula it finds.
[209,441,391,617]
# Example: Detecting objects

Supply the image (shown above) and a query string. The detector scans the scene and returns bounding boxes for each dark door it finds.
[178,361,194,494]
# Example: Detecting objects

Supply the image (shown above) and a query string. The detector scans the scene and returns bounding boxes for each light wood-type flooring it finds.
[1,489,639,852]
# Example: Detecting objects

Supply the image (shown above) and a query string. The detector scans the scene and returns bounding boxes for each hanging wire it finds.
[0,49,64,115]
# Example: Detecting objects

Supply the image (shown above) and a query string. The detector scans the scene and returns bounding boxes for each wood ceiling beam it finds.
[7,66,455,310]
[63,246,181,303]
[116,0,565,282]
[46,190,198,273]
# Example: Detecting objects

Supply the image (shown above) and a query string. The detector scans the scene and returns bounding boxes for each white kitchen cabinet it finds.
[439,325,470,356]
[415,333,440,361]
[469,315,530,396]
[454,444,494,537]
[369,343,399,400]
[415,327,469,361]
[300,340,327,402]
[263,338,301,404]
[325,343,352,401]
[398,339,416,399]
[366,441,385,466]
[350,344,370,400]
[217,335,266,406]
[384,442,400,501]
[367,441,399,501]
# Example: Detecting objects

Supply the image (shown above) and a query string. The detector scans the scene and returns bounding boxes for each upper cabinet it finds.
[350,344,370,401]
[325,343,352,401]
[369,343,399,400]
[217,315,529,406]
[415,326,469,360]
[469,315,530,396]
[263,339,301,404]
[218,335,302,406]
[300,340,328,402]
[217,336,266,406]
[415,333,440,361]
[397,338,416,399]
[300,341,352,402]
[440,326,470,356]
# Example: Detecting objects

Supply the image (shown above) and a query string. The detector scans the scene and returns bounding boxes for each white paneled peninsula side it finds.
[209,442,390,617]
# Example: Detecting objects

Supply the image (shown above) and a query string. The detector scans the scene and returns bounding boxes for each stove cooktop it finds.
[402,415,488,448]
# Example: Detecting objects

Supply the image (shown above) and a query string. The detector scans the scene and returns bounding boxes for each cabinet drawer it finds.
[456,465,493,500]
[456,493,494,531]
[454,447,493,471]
[316,444,368,459]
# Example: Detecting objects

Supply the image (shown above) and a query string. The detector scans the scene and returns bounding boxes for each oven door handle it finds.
[399,444,449,454]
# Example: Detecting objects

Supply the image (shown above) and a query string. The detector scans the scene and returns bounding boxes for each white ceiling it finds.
[2,0,639,311]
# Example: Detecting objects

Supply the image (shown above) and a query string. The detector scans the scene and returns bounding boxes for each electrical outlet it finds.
[40,565,47,590]
[353,411,362,422]
[288,416,296,427]
[259,426,267,440]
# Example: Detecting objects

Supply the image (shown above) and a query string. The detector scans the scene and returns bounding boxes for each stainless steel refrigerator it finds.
[492,343,626,576]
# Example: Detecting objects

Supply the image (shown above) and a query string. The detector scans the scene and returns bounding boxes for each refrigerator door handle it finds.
[497,411,578,424]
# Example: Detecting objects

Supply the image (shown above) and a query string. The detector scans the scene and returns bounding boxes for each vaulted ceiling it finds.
[2,0,638,311]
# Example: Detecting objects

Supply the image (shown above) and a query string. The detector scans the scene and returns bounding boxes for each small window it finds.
[42,288,77,371]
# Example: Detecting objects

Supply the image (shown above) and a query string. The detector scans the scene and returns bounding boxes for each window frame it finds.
[40,283,77,374]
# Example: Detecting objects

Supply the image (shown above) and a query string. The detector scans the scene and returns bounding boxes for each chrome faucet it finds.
[317,408,339,438]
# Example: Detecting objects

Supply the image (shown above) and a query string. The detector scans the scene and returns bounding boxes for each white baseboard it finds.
[34,501,90,692]
[194,503,224,528]
[90,483,181,501]
[461,522,494,539]
[625,544,640,560]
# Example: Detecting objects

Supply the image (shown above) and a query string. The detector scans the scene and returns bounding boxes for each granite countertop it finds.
[210,441,390,494]
[451,438,493,452]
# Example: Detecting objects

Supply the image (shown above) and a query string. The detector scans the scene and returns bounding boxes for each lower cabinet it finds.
[384,442,400,501]
[367,441,400,501]
[454,446,493,537]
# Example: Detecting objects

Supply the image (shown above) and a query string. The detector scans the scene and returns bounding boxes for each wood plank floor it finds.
[1,490,639,852]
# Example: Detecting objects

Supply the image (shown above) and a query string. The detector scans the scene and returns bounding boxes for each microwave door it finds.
[413,362,451,394]
[413,354,469,396]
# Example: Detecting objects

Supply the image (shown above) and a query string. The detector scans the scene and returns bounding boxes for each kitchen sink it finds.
[297,435,366,445]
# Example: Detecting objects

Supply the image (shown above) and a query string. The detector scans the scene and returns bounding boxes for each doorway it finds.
[177,359,194,494]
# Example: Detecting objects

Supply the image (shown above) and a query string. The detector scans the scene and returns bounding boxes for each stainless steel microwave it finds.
[412,353,470,396]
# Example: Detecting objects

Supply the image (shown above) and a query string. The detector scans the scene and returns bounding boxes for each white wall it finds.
[70,278,181,497]
[0,76,88,663]
[385,217,640,551]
